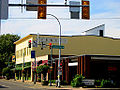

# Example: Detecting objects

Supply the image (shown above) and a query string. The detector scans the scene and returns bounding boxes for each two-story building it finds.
[14,25,120,83]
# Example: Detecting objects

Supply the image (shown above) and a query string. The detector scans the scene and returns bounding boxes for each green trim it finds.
[11,62,31,71]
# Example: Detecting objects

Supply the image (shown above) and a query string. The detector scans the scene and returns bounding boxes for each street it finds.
[0,79,42,90]
[1,79,120,90]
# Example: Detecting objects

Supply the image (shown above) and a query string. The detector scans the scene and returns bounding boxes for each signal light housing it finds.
[28,40,31,48]
[38,0,47,19]
[82,0,90,19]
[49,43,52,49]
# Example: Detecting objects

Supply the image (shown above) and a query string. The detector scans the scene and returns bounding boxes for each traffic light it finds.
[49,43,52,49]
[28,40,31,48]
[82,0,90,19]
[38,0,47,19]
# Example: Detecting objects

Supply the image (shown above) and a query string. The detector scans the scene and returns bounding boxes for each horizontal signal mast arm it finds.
[9,4,89,7]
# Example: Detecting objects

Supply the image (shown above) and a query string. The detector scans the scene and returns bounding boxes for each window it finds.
[99,30,103,37]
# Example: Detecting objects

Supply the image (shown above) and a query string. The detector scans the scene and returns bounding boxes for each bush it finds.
[2,67,11,80]
[71,74,85,87]
[61,80,68,85]
[95,80,101,86]
[41,81,49,85]
[49,80,56,83]
[38,78,41,82]
[28,77,31,80]
[100,79,116,88]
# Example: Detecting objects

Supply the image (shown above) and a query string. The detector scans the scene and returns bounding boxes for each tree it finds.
[36,65,49,81]
[0,34,20,75]
[2,67,11,80]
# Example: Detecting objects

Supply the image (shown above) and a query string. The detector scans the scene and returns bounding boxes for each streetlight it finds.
[47,14,61,87]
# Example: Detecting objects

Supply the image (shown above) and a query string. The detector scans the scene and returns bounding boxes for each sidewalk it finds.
[2,79,120,90]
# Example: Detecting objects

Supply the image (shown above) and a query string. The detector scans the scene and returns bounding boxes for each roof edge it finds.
[14,34,32,44]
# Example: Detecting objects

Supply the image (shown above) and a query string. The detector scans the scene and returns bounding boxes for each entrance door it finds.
[69,66,77,81]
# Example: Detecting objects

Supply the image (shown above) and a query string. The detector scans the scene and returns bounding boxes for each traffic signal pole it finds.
[47,14,62,87]
[49,45,53,86]
[34,57,36,84]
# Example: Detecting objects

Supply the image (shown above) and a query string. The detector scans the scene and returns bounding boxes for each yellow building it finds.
[14,34,120,81]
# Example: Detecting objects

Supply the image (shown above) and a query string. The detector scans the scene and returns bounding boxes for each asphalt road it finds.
[0,79,43,90]
[0,79,120,90]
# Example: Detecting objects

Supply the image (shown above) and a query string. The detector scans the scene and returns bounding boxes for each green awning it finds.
[11,66,31,71]
[24,66,31,69]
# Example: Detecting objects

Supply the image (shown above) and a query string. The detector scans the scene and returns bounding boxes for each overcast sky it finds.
[1,0,120,38]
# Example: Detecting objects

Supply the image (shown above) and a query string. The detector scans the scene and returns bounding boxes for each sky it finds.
[1,0,120,38]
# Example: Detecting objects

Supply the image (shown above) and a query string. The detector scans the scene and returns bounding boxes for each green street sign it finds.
[52,45,64,49]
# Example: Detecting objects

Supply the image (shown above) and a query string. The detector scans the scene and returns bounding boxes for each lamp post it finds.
[47,14,61,87]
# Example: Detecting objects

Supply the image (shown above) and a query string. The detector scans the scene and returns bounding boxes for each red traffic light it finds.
[49,43,52,49]
[28,40,31,48]
[29,40,31,43]
[49,43,52,46]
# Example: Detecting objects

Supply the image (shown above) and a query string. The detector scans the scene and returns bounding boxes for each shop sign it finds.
[37,37,67,44]
[82,79,95,86]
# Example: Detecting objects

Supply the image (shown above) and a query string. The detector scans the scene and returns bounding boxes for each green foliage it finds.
[71,74,85,87]
[2,67,10,76]
[38,78,41,82]
[61,80,68,85]
[0,34,20,74]
[36,65,49,80]
[49,80,56,83]
[100,79,116,88]
[28,77,31,80]
[41,81,49,85]
[95,80,101,86]
[2,67,11,79]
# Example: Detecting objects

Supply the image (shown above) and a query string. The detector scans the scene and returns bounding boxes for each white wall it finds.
[81,24,105,36]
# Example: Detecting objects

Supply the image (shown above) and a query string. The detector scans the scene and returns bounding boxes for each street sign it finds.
[52,45,64,49]
[58,71,62,75]
[26,0,38,11]
[69,1,80,12]
[31,50,35,58]
[32,41,37,47]
[69,1,80,19]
